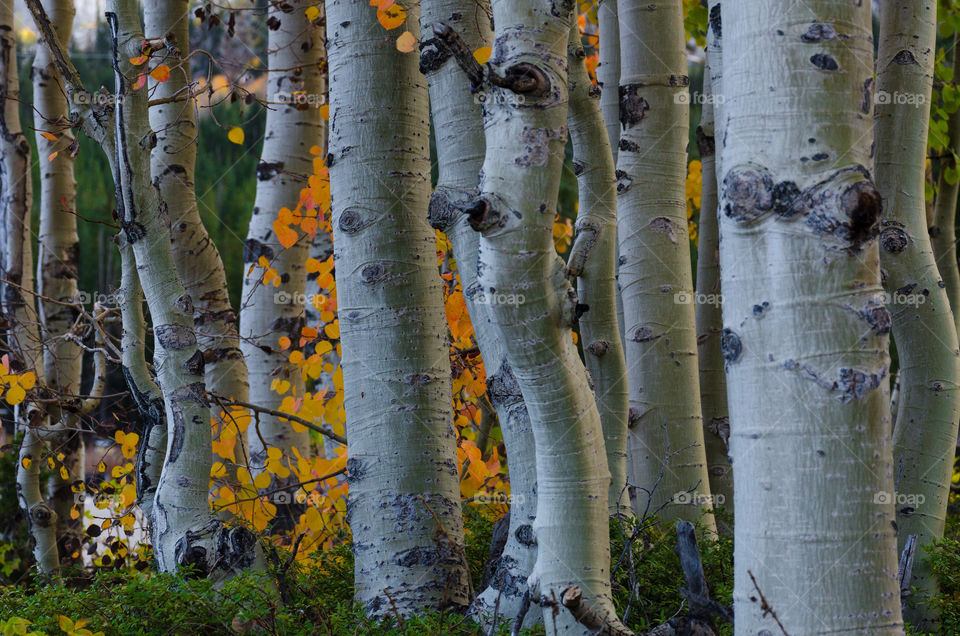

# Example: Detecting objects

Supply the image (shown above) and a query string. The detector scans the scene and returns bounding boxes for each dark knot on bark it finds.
[489,63,550,97]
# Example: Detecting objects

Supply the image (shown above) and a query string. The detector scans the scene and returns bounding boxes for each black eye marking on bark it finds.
[616,169,633,193]
[632,326,658,342]
[720,328,742,364]
[861,77,873,113]
[696,125,715,158]
[618,84,649,128]
[256,160,284,181]
[856,300,892,335]
[810,53,839,71]
[721,166,773,223]
[489,63,550,97]
[892,49,918,65]
[618,138,641,153]
[879,223,910,254]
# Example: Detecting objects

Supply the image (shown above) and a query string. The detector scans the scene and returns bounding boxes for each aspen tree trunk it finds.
[117,237,165,522]
[418,2,540,627]
[472,1,624,631]
[932,40,960,338]
[617,0,714,529]
[566,21,630,515]
[240,0,325,497]
[327,0,469,614]
[1,0,59,575]
[32,0,83,562]
[694,54,732,521]
[875,1,960,623]
[719,1,903,631]
[597,0,620,152]
[143,0,251,474]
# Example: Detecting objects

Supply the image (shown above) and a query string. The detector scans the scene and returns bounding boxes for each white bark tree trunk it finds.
[875,1,960,625]
[472,1,624,632]
[240,0,326,508]
[617,0,714,529]
[694,47,732,524]
[417,4,541,628]
[1,0,59,575]
[597,0,620,152]
[931,42,960,339]
[566,21,630,515]
[143,0,251,479]
[327,0,470,614]
[718,1,904,631]
[32,0,84,563]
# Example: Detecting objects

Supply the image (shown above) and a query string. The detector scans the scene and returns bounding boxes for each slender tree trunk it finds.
[117,236,166,522]
[327,0,470,614]
[617,0,714,529]
[567,21,630,515]
[932,39,960,339]
[875,1,960,625]
[597,0,620,152]
[1,0,59,575]
[693,51,731,525]
[143,0,251,478]
[718,1,903,631]
[471,1,624,631]
[32,0,83,564]
[240,0,325,508]
[418,3,541,627]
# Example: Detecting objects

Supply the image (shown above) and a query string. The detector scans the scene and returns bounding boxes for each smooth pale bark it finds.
[932,40,960,339]
[566,21,630,515]
[144,0,251,476]
[20,0,267,576]
[1,0,59,575]
[693,55,732,524]
[597,0,620,152]
[875,1,960,624]
[117,236,166,522]
[418,1,540,627]
[104,0,266,576]
[32,0,83,563]
[719,1,903,631]
[617,0,714,529]
[327,0,469,614]
[472,2,623,632]
[240,0,324,501]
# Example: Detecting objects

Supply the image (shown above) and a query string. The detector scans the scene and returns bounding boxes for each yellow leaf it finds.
[58,615,74,632]
[150,64,170,82]
[211,462,227,478]
[21,456,32,470]
[305,5,320,20]
[473,46,492,64]
[227,127,245,145]
[59,465,69,480]
[319,104,329,120]
[97,461,106,473]
[324,321,340,339]
[396,31,417,52]
[377,4,406,30]
[253,472,272,489]
[19,371,35,389]
[6,384,25,405]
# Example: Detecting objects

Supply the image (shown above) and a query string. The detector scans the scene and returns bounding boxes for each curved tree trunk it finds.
[567,21,630,515]
[875,1,960,625]
[693,48,732,526]
[2,0,59,575]
[327,0,470,615]
[932,39,960,339]
[718,1,903,631]
[144,0,251,478]
[471,2,624,632]
[240,0,325,509]
[617,0,714,529]
[32,0,83,565]
[418,2,541,627]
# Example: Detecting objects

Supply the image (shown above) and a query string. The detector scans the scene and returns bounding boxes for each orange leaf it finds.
[40,131,57,141]
[150,64,171,82]
[396,31,417,52]
[377,4,406,29]
[133,74,147,90]
[273,221,299,248]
